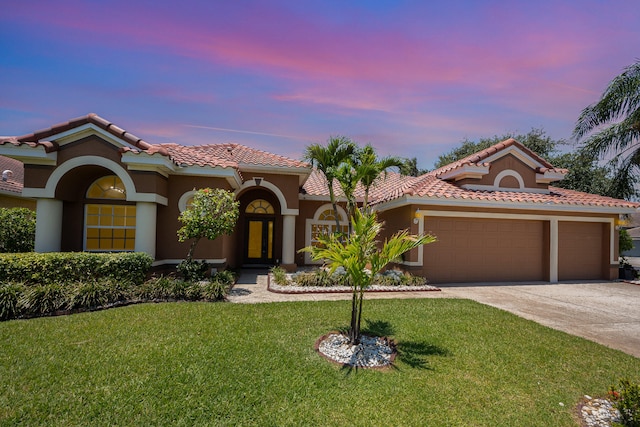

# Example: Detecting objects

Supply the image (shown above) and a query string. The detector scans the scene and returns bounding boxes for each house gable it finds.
[434,139,567,194]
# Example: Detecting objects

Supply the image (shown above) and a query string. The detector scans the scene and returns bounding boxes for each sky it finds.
[1,0,639,169]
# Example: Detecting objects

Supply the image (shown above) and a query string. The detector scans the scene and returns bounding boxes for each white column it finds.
[550,218,558,283]
[134,202,157,259]
[281,214,296,266]
[34,198,63,252]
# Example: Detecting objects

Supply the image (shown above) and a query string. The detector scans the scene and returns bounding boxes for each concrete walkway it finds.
[229,270,640,359]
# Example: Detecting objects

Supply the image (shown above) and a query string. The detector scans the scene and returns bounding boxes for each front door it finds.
[246,218,274,264]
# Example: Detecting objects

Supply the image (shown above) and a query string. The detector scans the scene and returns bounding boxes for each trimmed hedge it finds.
[0,252,153,285]
[0,269,236,321]
[0,208,35,253]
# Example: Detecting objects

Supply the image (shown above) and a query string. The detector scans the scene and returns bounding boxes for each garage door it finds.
[423,217,545,283]
[558,222,604,281]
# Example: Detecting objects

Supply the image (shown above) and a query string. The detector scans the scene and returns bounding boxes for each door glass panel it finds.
[248,221,263,258]
[267,221,273,259]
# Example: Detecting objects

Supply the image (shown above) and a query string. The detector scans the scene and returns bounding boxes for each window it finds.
[246,199,274,215]
[84,175,136,251]
[305,205,349,264]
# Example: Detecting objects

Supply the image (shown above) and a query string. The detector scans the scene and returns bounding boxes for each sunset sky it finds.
[1,0,638,169]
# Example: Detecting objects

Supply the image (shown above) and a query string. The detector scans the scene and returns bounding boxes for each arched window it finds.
[305,205,349,264]
[246,199,274,215]
[85,175,136,251]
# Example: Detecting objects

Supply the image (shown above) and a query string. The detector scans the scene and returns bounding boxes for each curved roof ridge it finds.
[15,113,169,156]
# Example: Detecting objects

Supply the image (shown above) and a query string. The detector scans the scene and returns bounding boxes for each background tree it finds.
[399,157,429,176]
[0,207,35,253]
[304,136,356,231]
[302,209,436,344]
[573,59,640,200]
[177,188,239,279]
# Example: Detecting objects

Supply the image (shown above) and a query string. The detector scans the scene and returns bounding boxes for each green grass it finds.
[1,299,638,426]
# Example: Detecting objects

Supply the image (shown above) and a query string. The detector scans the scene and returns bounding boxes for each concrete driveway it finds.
[230,271,640,359]
[443,282,640,358]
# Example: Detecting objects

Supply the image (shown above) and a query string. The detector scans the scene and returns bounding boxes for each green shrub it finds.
[177,259,209,281]
[212,269,236,286]
[270,266,288,285]
[0,208,35,253]
[610,378,640,426]
[374,270,427,286]
[0,283,25,320]
[96,252,154,285]
[19,284,67,316]
[620,228,635,254]
[68,280,130,310]
[0,252,152,285]
[136,276,175,300]
[200,280,228,301]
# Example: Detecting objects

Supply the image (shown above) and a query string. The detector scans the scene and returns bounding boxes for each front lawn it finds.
[1,299,638,426]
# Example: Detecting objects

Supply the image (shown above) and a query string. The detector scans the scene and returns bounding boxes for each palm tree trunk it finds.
[328,186,343,234]
[349,289,359,344]
[355,288,365,343]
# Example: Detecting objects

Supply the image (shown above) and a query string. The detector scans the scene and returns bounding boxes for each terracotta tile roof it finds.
[0,113,168,156]
[157,143,310,170]
[0,114,309,175]
[0,155,24,195]
[392,173,637,208]
[432,138,568,178]
[302,169,421,202]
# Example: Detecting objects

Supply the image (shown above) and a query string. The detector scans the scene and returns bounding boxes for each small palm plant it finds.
[302,209,436,344]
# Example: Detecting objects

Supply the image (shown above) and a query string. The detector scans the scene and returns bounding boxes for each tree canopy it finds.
[177,188,239,262]
[573,59,640,200]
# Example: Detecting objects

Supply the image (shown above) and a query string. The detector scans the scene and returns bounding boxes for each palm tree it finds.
[354,144,404,210]
[573,60,640,200]
[304,137,356,232]
[302,209,436,344]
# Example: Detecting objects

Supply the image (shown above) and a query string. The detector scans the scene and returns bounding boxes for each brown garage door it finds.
[423,217,545,283]
[558,222,604,281]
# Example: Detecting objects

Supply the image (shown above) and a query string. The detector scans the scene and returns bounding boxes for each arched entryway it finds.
[237,189,282,266]
[245,199,275,264]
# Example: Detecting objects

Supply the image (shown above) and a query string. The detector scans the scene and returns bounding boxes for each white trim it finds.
[0,144,57,165]
[312,203,348,221]
[459,169,550,194]
[43,123,138,151]
[235,178,298,216]
[21,155,168,206]
[399,211,425,267]
[178,190,197,212]
[536,170,566,184]
[373,194,637,215]
[34,198,62,252]
[299,194,348,203]
[494,169,524,189]
[483,145,545,169]
[238,164,312,186]
[304,204,349,265]
[550,218,559,282]
[437,164,490,181]
[121,151,177,177]
[461,183,551,194]
[171,164,242,188]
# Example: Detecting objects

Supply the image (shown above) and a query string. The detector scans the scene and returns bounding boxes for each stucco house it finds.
[0,113,637,284]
